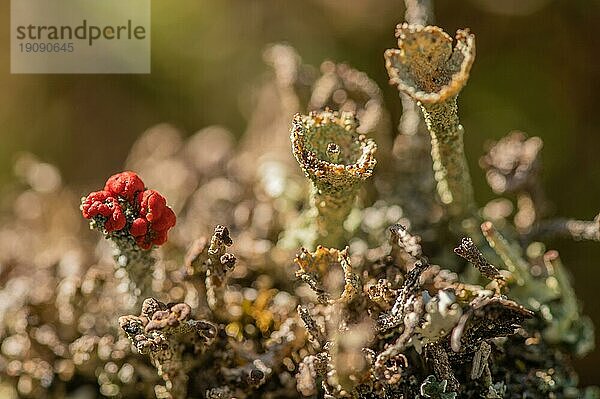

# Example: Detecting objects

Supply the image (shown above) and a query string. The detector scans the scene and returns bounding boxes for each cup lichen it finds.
[386,24,476,221]
[291,109,377,248]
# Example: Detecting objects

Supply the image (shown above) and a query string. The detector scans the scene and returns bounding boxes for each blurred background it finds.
[0,0,598,384]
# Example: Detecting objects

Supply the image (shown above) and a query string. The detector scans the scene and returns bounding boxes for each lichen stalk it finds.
[385,24,477,221]
[111,235,156,307]
[185,225,237,318]
[421,97,475,217]
[312,183,354,249]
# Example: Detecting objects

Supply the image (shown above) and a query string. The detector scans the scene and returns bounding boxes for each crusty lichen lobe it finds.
[291,110,376,248]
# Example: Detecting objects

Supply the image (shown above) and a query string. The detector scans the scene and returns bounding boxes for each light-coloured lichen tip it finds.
[294,245,360,304]
[291,109,377,187]
[385,23,475,104]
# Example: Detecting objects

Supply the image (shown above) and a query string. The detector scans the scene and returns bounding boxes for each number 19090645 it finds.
[19,42,74,52]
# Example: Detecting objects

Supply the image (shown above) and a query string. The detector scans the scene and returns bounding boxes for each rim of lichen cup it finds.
[384,23,475,104]
[290,109,377,185]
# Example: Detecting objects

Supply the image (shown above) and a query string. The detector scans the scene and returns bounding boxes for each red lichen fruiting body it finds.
[103,197,127,232]
[130,218,149,237]
[138,189,167,222]
[151,207,177,232]
[104,171,145,202]
[81,191,126,232]
[81,190,113,219]
[83,172,176,249]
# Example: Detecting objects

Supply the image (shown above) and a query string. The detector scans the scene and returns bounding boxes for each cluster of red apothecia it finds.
[82,172,176,250]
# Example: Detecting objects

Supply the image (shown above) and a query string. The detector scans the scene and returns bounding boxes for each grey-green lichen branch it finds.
[481,221,595,356]
[185,225,237,318]
[294,246,370,396]
[385,24,476,221]
[109,233,156,308]
[119,298,218,399]
[290,110,377,248]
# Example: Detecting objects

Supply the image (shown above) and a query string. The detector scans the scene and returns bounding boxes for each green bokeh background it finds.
[0,0,598,384]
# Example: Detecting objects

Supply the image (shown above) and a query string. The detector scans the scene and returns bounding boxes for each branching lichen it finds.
[119,299,217,399]
[185,225,237,316]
